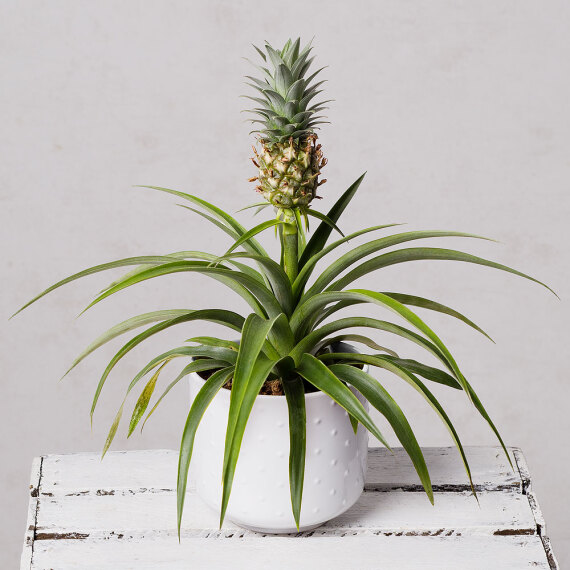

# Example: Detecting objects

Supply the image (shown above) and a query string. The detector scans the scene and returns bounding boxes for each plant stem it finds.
[281,209,298,282]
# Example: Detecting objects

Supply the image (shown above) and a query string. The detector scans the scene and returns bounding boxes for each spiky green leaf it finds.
[177,367,234,536]
[330,363,433,503]
[282,375,306,529]
[296,353,390,449]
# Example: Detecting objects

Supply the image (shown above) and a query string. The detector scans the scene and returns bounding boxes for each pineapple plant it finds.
[13,37,554,534]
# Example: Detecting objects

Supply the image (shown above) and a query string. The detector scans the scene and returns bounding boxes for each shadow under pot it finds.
[187,344,369,533]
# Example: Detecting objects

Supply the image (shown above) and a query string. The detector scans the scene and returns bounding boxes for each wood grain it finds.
[29,536,553,570]
[22,447,559,569]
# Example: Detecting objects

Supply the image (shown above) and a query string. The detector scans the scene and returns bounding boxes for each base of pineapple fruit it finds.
[188,370,369,533]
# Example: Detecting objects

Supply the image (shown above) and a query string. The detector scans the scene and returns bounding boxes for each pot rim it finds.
[190,364,369,401]
[190,341,368,400]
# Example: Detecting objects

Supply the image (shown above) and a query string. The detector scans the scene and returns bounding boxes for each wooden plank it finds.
[34,489,537,540]
[20,456,42,570]
[366,446,520,491]
[38,446,520,497]
[39,450,180,496]
[540,536,560,570]
[512,448,546,533]
[512,447,532,493]
[512,448,558,569]
[30,535,552,569]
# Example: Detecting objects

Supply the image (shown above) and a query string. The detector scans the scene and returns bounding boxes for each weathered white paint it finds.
[512,448,546,532]
[37,446,520,495]
[29,536,553,570]
[33,488,537,539]
[366,446,520,491]
[22,447,559,569]
[20,457,41,570]
[512,448,558,568]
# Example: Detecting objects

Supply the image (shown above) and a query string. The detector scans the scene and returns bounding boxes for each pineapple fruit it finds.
[245,38,328,209]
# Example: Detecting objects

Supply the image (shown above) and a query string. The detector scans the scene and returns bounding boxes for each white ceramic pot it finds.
[188,372,369,533]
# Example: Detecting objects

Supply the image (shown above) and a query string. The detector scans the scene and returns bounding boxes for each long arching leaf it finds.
[304,232,488,300]
[103,260,268,317]
[296,353,391,449]
[127,346,227,398]
[267,313,295,357]
[292,223,402,299]
[222,219,285,256]
[186,337,240,350]
[290,316,450,371]
[291,290,470,396]
[298,173,366,270]
[319,352,476,495]
[213,252,294,316]
[312,297,490,341]
[314,334,399,357]
[83,261,283,318]
[101,250,265,294]
[141,358,230,432]
[11,255,177,318]
[329,247,557,296]
[102,404,124,459]
[330,363,433,503]
[220,354,275,527]
[127,361,168,437]
[90,309,243,420]
[62,309,191,379]
[138,186,269,257]
[465,377,512,468]
[177,366,234,537]
[321,292,494,342]
[382,356,461,389]
[222,314,281,480]
[282,375,306,529]
[305,209,344,237]
[176,206,271,289]
[237,201,270,213]
[121,344,237,405]
[99,251,264,314]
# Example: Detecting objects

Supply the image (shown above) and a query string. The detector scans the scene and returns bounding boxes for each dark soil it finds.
[196,368,322,396]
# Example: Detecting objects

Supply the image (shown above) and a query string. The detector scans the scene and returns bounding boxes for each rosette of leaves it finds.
[13,38,555,536]
[13,179,554,533]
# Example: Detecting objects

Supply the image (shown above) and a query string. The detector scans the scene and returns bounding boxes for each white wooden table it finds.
[22,446,559,569]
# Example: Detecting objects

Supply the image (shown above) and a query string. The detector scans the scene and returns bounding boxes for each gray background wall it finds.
[1,0,568,566]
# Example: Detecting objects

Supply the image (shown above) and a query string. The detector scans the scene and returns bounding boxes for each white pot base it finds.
[229,519,324,535]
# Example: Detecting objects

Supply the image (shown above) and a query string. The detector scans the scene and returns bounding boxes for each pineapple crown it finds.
[244,38,330,144]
